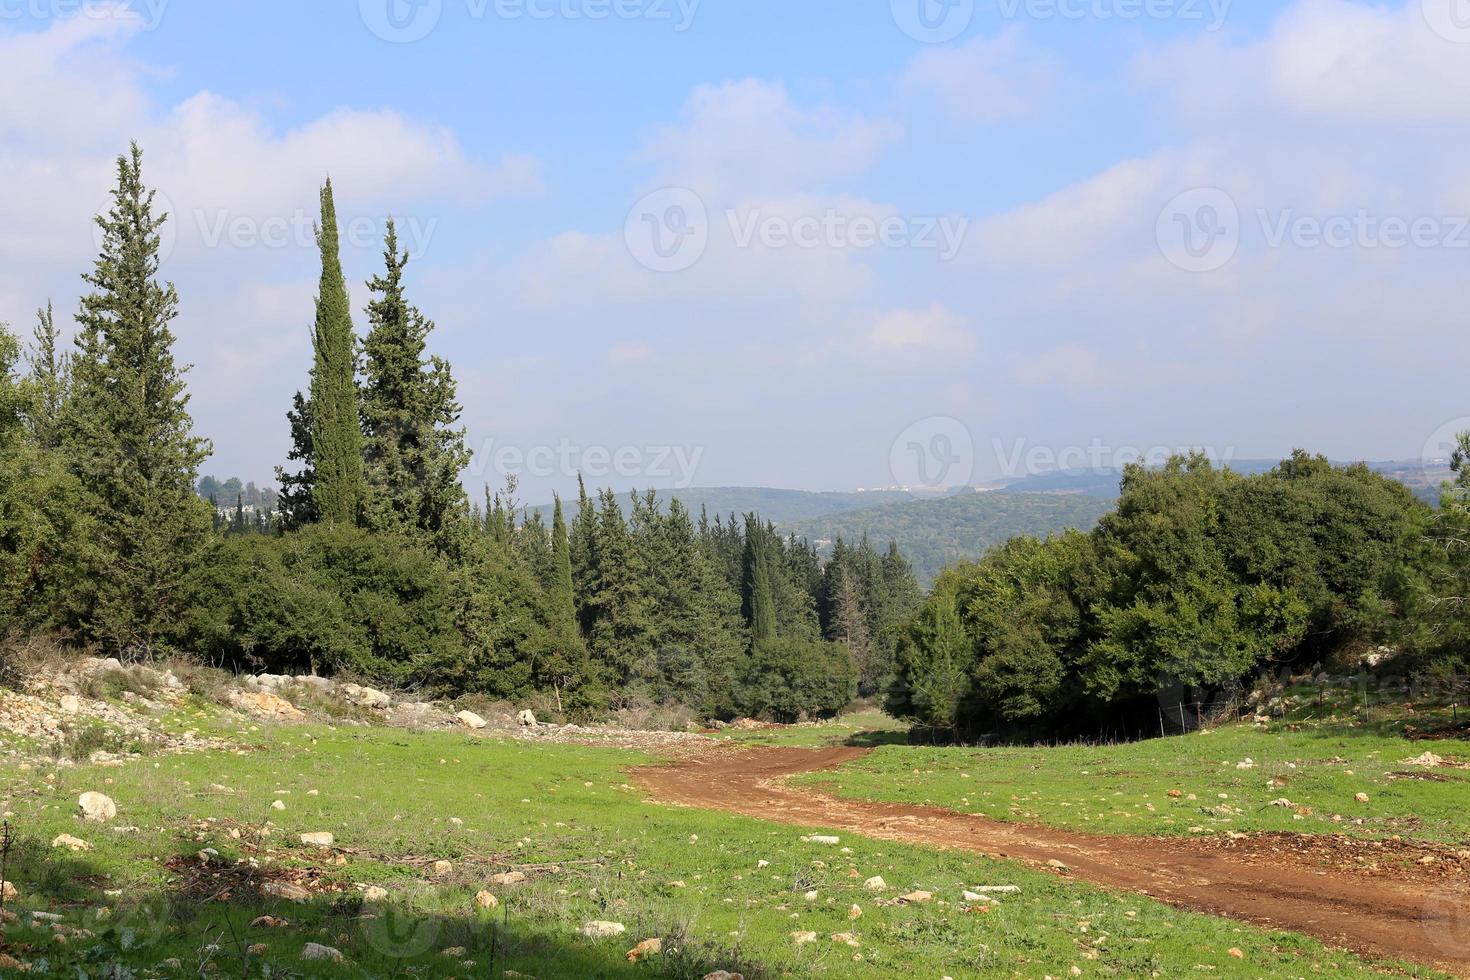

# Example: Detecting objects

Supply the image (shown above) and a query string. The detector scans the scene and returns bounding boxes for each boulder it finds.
[363,886,389,902]
[228,691,306,722]
[0,881,16,901]
[518,709,538,727]
[581,921,626,940]
[51,834,92,852]
[342,684,392,710]
[456,710,488,730]
[299,832,335,848]
[78,792,117,823]
[474,891,499,910]
[259,882,311,903]
[863,876,887,892]
[898,891,932,905]
[301,943,343,962]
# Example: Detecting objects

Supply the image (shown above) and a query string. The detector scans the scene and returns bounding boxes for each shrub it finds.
[742,638,856,723]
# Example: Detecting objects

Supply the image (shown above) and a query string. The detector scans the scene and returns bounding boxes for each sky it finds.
[0,0,1465,502]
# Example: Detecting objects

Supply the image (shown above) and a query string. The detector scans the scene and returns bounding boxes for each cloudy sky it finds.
[0,0,1463,501]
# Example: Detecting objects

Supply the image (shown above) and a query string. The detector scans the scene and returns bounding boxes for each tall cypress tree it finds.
[64,143,212,658]
[742,516,776,646]
[307,180,362,526]
[359,219,471,553]
[542,494,590,702]
[26,301,68,449]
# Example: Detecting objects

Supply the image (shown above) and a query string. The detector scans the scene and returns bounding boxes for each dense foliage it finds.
[0,147,923,723]
[889,452,1441,738]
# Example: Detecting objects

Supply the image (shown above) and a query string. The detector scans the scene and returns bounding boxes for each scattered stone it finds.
[434,860,454,876]
[970,885,1020,894]
[51,834,91,852]
[301,942,343,963]
[626,937,662,962]
[801,835,841,845]
[518,709,538,727]
[475,891,499,910]
[864,876,887,892]
[456,710,488,730]
[250,916,289,928]
[1405,751,1444,767]
[1228,948,1244,959]
[77,791,118,823]
[270,799,286,811]
[1047,859,1072,873]
[259,882,311,903]
[792,931,818,945]
[1355,793,1370,804]
[299,832,334,848]
[703,973,744,980]
[848,904,863,920]
[898,891,933,905]
[440,946,467,957]
[363,886,389,902]
[581,921,627,940]
[1236,759,1256,770]
[0,881,16,901]
[489,871,526,886]
[228,691,306,722]
[59,695,81,714]
[831,932,860,947]
[1269,798,1294,808]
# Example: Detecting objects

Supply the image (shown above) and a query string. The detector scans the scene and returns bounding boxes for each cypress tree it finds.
[64,143,212,659]
[26,301,68,449]
[542,494,591,703]
[307,179,362,526]
[359,219,470,553]
[742,516,776,646]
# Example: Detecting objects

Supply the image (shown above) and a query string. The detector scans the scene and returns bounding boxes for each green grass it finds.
[797,707,1470,845]
[715,709,909,748]
[0,705,1449,978]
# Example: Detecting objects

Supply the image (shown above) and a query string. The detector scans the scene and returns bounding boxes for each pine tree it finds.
[828,567,872,678]
[64,143,212,659]
[541,494,591,705]
[359,219,470,553]
[275,390,318,529]
[26,301,68,449]
[307,179,362,526]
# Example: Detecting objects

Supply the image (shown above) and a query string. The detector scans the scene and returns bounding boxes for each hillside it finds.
[783,491,1113,584]
[532,486,944,524]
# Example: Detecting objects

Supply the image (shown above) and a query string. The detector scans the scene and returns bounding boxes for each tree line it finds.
[0,144,923,721]
[889,450,1468,739]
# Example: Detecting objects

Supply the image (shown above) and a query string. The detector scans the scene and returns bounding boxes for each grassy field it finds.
[797,698,1470,844]
[0,700,1447,977]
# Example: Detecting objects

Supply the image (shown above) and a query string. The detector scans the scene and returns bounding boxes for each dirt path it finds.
[632,745,1470,976]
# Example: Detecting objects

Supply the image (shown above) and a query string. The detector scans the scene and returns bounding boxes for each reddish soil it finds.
[632,746,1470,976]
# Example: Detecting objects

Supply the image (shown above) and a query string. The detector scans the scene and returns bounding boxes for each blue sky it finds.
[1,0,1464,501]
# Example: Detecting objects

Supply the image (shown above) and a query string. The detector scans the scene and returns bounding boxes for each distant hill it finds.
[531,486,952,525]
[783,491,1113,585]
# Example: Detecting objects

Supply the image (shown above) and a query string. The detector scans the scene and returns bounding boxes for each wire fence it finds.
[1154,674,1469,737]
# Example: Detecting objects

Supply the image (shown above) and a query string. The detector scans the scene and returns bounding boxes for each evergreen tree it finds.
[26,301,68,449]
[63,143,212,658]
[307,180,363,527]
[359,220,471,553]
[742,516,776,645]
[275,390,318,529]
[827,567,872,678]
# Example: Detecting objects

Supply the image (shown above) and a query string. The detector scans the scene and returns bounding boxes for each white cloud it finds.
[639,79,899,200]
[901,28,1056,122]
[1015,344,1107,387]
[869,305,975,355]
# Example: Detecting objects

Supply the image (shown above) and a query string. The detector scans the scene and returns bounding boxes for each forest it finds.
[0,145,923,723]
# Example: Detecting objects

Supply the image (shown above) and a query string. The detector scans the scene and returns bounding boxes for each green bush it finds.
[742,638,856,723]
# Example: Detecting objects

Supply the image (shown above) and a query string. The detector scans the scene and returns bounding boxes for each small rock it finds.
[801,835,841,845]
[456,710,488,730]
[250,916,289,928]
[1355,793,1370,804]
[474,891,499,910]
[848,904,863,920]
[626,937,662,962]
[270,799,286,811]
[898,891,933,905]
[792,931,818,945]
[0,881,16,901]
[1047,859,1071,873]
[434,860,453,876]
[440,946,467,957]
[301,942,343,962]
[363,886,389,901]
[581,920,626,940]
[831,932,860,947]
[1228,948,1244,959]
[59,694,81,714]
[259,882,311,903]
[863,876,887,892]
[299,832,334,848]
[489,871,526,886]
[51,834,92,852]
[78,792,117,823]
[518,709,538,727]
[703,974,744,980]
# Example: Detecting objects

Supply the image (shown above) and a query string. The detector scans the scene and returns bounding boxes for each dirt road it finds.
[632,745,1470,976]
